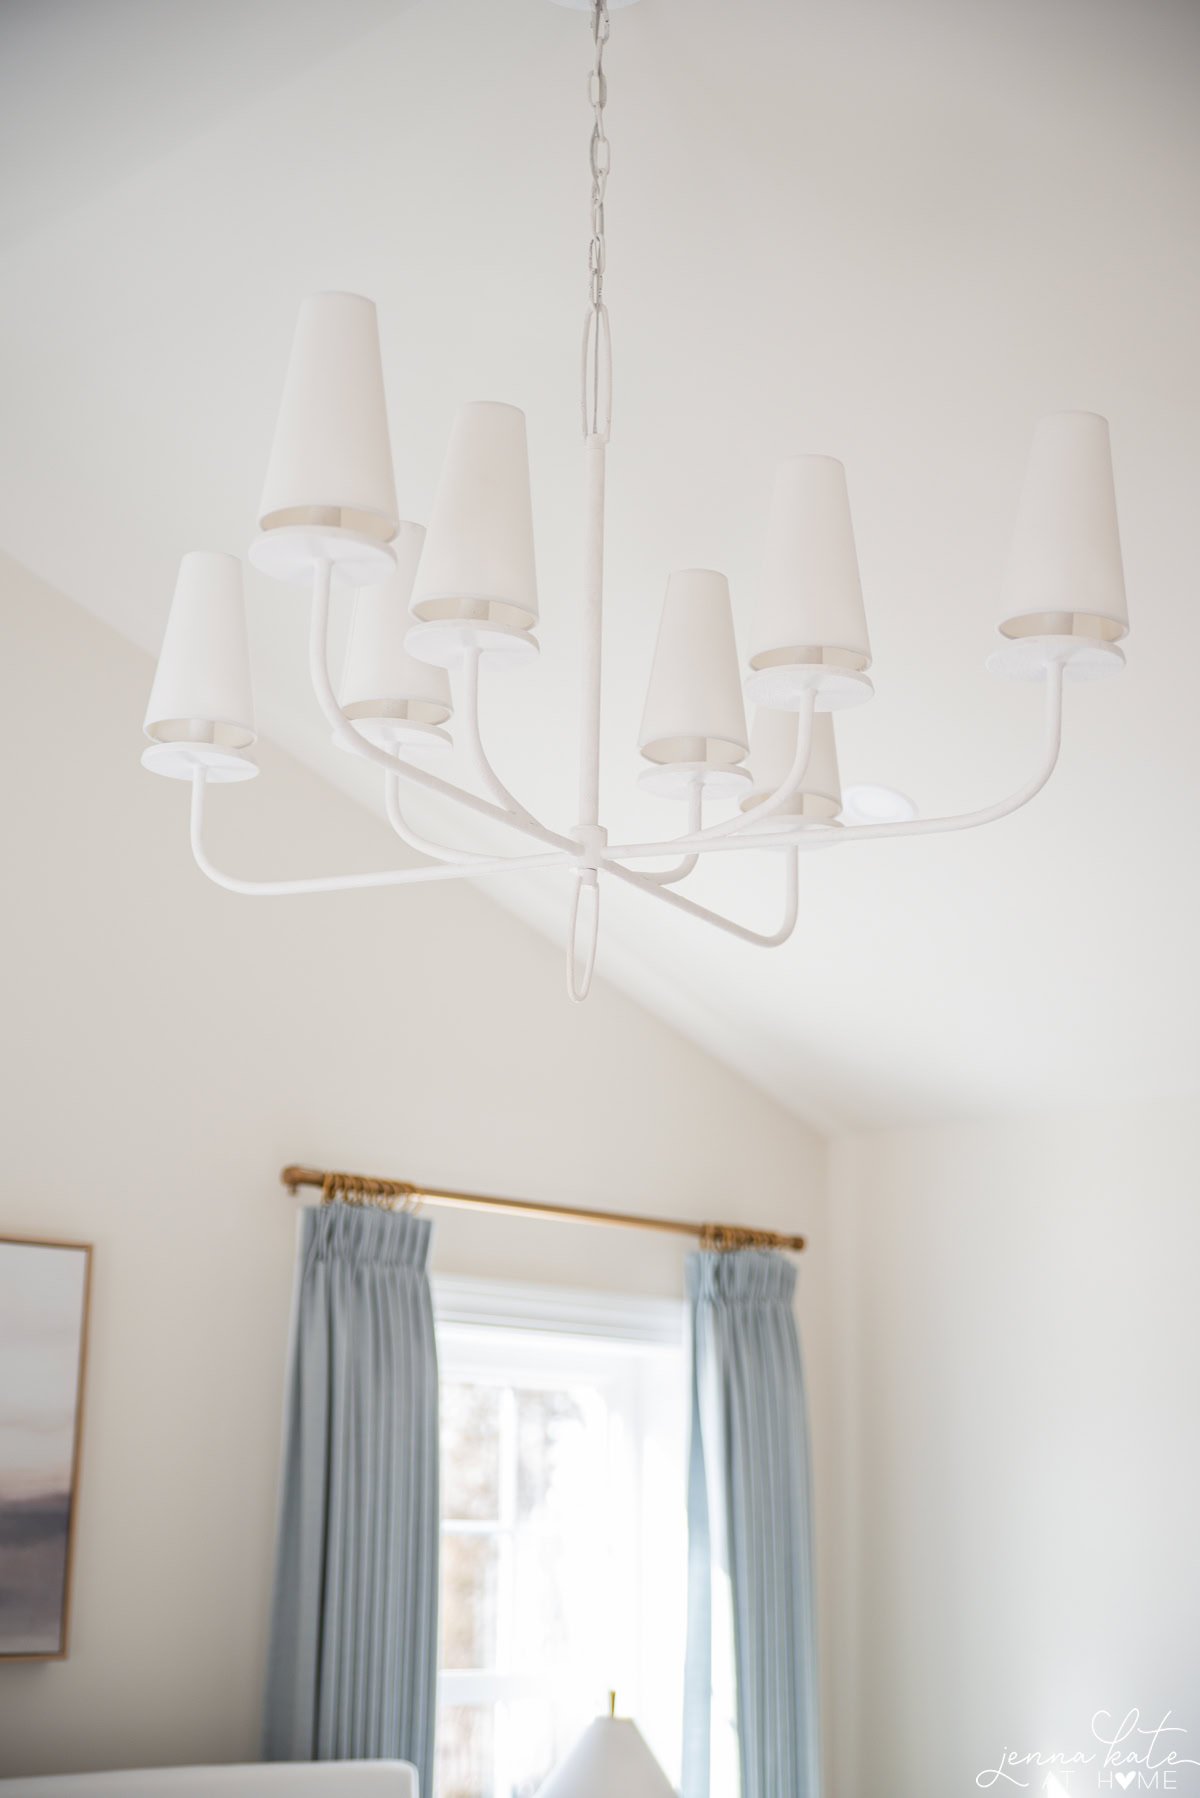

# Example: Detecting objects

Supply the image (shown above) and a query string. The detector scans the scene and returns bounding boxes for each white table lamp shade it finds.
[144,552,255,748]
[258,292,399,546]
[410,402,539,633]
[750,454,871,675]
[535,1718,677,1798]
[999,411,1128,643]
[639,569,749,766]
[742,706,841,821]
[339,525,452,729]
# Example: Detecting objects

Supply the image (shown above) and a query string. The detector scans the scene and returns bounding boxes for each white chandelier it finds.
[141,0,1130,1002]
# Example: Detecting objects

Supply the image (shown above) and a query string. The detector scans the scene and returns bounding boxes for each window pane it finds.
[507,1697,564,1798]
[436,1704,495,1798]
[511,1387,602,1680]
[516,1387,588,1522]
[442,1382,502,1521]
[434,1311,689,1798]
[440,1533,500,1670]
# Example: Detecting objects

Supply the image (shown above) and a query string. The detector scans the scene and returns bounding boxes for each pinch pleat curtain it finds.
[683,1250,819,1798]
[263,1203,439,1790]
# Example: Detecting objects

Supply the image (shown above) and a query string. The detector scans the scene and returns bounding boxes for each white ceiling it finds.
[2,0,1198,1129]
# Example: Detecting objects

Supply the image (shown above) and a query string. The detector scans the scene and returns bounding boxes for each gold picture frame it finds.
[0,1233,93,1662]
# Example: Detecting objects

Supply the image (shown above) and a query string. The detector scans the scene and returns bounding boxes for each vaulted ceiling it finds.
[2,0,1197,1127]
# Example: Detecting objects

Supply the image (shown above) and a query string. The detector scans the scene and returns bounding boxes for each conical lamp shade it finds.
[410,401,539,637]
[741,707,841,823]
[999,411,1127,643]
[257,292,399,548]
[144,552,254,750]
[639,569,748,768]
[535,1717,677,1798]
[750,454,871,679]
[338,523,451,754]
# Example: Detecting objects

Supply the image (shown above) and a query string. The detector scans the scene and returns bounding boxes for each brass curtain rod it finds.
[280,1165,806,1254]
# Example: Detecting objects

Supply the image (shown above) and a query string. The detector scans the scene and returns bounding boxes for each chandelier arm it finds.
[188,772,573,896]
[637,780,704,885]
[306,559,576,853]
[461,647,543,826]
[608,692,817,865]
[835,658,1067,846]
[607,664,1068,860]
[608,827,830,859]
[384,775,501,866]
[605,847,801,949]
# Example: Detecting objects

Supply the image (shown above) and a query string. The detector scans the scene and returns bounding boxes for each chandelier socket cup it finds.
[410,402,540,637]
[248,524,397,589]
[405,617,540,671]
[144,552,256,751]
[741,708,842,823]
[639,569,749,770]
[332,719,454,761]
[637,760,753,802]
[257,293,399,567]
[141,742,258,783]
[749,455,872,679]
[840,784,917,827]
[999,412,1128,646]
[987,633,1126,683]
[744,661,873,712]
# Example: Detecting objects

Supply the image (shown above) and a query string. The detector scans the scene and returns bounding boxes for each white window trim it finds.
[433,1272,687,1349]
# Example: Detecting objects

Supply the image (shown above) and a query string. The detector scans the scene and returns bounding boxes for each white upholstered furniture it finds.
[0,1765,417,1796]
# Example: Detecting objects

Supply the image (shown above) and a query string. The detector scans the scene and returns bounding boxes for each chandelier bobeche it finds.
[141,0,1130,1001]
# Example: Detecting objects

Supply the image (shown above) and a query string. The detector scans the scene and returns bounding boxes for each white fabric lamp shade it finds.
[746,455,872,711]
[741,706,841,824]
[144,552,255,749]
[408,402,539,666]
[535,1717,677,1798]
[999,411,1128,644]
[253,293,399,585]
[639,569,749,770]
[337,523,452,755]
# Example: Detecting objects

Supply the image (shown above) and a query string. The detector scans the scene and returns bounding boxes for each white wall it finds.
[830,1101,1200,1798]
[0,557,830,1780]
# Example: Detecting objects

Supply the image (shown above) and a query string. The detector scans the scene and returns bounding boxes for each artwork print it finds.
[0,1236,91,1659]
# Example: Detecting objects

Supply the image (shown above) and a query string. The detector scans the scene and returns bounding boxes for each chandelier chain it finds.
[582,0,613,439]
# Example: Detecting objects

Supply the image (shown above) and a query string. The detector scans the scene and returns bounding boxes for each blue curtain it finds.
[682,1250,819,1798]
[263,1203,439,1791]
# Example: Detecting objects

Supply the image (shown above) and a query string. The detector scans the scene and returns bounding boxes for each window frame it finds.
[432,1275,689,1798]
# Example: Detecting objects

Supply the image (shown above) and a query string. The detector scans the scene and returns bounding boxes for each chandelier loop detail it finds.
[142,0,1130,1004]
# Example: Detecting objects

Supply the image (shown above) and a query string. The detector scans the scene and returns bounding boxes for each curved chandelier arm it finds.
[384,775,498,866]
[605,848,801,949]
[835,658,1067,846]
[306,560,576,854]
[607,664,1069,860]
[461,647,544,827]
[694,687,817,844]
[189,773,571,895]
[637,781,704,886]
[608,689,818,866]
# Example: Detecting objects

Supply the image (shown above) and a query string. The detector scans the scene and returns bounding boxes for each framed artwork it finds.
[0,1235,92,1661]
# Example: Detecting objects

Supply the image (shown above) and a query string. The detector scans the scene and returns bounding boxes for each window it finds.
[433,1278,688,1798]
